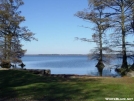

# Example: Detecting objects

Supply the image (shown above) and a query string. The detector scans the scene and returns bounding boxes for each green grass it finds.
[0,70,134,101]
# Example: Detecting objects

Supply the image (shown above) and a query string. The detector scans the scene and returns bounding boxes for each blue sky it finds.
[20,0,95,54]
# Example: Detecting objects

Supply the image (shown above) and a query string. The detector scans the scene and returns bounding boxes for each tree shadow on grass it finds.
[0,70,105,101]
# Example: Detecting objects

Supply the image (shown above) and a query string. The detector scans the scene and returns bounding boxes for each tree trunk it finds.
[121,0,128,69]
[96,60,105,76]
[4,35,7,60]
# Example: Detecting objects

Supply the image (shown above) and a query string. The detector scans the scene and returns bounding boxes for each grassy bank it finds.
[0,70,134,101]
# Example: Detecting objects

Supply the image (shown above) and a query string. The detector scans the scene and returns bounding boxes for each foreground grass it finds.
[0,70,134,101]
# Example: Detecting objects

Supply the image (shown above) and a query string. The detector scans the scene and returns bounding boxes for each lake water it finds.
[21,55,129,76]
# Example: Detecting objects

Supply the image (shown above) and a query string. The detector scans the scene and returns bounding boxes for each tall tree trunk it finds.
[121,30,128,69]
[121,0,128,69]
[4,35,7,60]
[96,24,105,76]
[1,35,11,68]
[7,34,12,63]
[99,32,103,61]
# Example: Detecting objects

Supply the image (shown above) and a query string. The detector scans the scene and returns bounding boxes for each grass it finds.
[0,70,134,101]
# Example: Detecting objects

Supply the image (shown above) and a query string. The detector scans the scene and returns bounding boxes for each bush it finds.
[0,60,11,68]
[115,68,128,76]
[129,64,134,71]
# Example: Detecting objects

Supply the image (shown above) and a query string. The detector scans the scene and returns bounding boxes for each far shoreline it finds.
[25,54,88,56]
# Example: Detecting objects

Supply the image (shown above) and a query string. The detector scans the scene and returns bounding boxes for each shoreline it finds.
[0,68,117,78]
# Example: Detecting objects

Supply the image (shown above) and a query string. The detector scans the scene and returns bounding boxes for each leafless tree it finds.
[75,0,111,76]
[100,0,134,70]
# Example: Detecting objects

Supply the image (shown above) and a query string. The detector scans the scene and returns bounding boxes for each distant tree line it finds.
[75,0,134,76]
[0,0,36,68]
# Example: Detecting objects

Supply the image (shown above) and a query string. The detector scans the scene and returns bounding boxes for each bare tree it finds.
[99,0,134,70]
[75,1,111,76]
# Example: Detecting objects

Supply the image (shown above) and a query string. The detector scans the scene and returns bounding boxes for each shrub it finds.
[0,60,11,68]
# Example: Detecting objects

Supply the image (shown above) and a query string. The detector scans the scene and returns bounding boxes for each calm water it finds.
[21,55,126,76]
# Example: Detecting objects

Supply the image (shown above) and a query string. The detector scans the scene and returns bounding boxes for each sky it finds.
[19,0,96,54]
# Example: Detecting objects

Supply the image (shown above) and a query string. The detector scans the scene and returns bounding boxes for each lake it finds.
[21,55,128,76]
